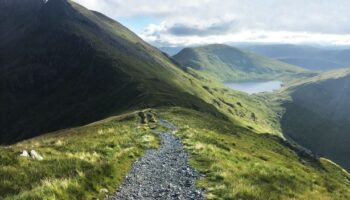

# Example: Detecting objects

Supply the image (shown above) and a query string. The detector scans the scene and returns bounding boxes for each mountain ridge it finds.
[0,0,224,144]
[243,44,350,70]
[173,44,309,82]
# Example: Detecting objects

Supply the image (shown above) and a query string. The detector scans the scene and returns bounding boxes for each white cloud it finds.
[72,0,350,46]
[141,30,350,46]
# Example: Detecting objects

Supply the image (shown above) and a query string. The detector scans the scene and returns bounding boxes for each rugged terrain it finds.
[1,108,350,199]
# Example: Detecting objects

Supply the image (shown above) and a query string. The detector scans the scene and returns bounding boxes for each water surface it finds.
[225,80,282,94]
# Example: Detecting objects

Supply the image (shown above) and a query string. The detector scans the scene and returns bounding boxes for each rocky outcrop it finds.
[19,150,44,160]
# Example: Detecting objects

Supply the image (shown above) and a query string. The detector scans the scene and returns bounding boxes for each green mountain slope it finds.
[173,44,309,82]
[0,0,224,144]
[280,69,350,171]
[1,1,349,199]
[1,108,349,199]
[0,0,288,144]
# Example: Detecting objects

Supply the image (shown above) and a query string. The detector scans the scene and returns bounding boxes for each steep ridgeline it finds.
[282,69,350,171]
[0,0,222,144]
[173,44,308,82]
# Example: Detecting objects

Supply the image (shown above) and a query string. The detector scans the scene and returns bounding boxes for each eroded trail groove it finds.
[107,121,204,200]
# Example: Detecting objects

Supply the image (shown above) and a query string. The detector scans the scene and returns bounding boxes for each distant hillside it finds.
[173,44,308,82]
[281,69,350,170]
[243,44,350,70]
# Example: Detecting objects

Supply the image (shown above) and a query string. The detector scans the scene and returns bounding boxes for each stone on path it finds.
[107,121,204,200]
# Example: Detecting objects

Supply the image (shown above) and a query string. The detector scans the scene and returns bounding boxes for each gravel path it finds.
[107,121,204,200]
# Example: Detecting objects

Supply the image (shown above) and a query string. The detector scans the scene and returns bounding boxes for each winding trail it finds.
[107,120,204,200]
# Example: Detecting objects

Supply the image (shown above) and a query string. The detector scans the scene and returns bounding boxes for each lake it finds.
[224,80,282,94]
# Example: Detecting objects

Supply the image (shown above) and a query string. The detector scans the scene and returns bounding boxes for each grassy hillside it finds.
[0,0,287,144]
[280,69,350,171]
[0,0,227,144]
[0,111,159,200]
[173,44,308,82]
[1,108,349,199]
[2,1,349,199]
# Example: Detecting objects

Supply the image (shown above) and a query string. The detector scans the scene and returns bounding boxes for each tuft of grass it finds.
[159,107,350,200]
[0,112,159,200]
[1,107,350,199]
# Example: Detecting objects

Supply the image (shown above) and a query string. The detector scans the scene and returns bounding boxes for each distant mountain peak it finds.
[173,44,306,81]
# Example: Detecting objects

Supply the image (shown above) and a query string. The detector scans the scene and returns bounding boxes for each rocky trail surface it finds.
[107,120,204,200]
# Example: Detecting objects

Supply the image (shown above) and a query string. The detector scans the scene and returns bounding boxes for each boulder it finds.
[100,188,109,193]
[30,150,44,160]
[20,150,30,157]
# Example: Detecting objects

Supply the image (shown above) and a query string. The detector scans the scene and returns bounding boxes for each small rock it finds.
[30,150,43,160]
[20,150,30,157]
[100,188,109,193]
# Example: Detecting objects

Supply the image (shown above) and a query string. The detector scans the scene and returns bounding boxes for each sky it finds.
[72,0,350,47]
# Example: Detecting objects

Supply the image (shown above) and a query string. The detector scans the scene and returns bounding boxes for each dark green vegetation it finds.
[243,44,350,71]
[281,69,350,171]
[0,0,225,144]
[3,108,349,199]
[173,44,309,82]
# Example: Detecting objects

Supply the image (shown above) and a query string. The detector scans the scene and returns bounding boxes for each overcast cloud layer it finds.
[73,0,350,46]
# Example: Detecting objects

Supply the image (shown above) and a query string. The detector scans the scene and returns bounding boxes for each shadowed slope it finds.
[0,0,222,144]
[281,69,350,170]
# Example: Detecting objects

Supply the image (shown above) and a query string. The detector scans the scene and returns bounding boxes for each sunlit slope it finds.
[1,108,349,199]
[173,44,309,82]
